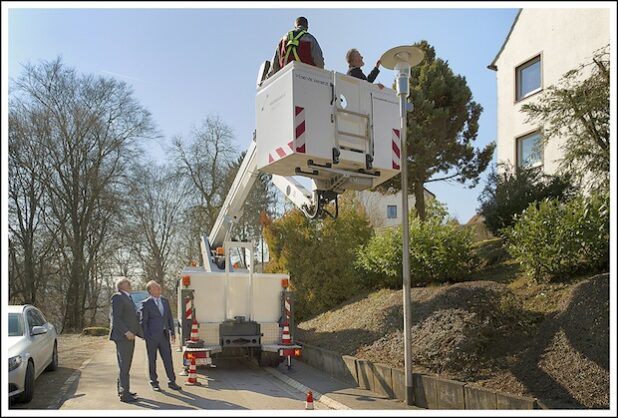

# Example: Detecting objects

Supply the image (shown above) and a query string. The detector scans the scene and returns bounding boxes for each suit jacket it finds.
[347,66,380,83]
[109,291,143,341]
[140,296,175,341]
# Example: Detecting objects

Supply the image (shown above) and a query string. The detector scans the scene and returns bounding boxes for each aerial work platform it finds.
[256,61,401,194]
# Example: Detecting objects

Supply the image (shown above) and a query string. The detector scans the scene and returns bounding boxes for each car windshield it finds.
[9,313,24,337]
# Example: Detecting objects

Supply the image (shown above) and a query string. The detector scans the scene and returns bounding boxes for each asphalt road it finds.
[11,337,411,410]
[55,340,328,410]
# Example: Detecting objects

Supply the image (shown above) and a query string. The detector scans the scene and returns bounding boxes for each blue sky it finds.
[7,4,519,223]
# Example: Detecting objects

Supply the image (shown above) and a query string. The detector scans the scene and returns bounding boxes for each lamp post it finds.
[380,45,424,407]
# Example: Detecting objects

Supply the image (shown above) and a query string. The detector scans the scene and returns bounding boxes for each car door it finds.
[25,308,45,376]
[34,309,54,370]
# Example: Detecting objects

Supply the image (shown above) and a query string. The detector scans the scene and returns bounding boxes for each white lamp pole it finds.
[380,45,424,407]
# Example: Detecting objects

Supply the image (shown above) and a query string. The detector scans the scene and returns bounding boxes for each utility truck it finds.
[176,60,400,369]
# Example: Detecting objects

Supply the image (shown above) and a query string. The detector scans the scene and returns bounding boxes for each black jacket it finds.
[347,66,380,83]
[140,296,175,340]
[109,292,143,341]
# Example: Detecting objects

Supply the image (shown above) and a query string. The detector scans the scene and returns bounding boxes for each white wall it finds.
[493,8,610,175]
[356,190,434,228]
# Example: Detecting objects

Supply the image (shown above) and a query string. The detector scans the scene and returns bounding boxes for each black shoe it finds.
[120,394,138,403]
[118,391,137,397]
[168,382,182,391]
[151,385,161,392]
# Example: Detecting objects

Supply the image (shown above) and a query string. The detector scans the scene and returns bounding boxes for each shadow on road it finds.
[9,366,81,410]
[128,390,245,410]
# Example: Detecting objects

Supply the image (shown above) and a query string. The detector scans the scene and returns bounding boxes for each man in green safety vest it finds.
[267,16,325,78]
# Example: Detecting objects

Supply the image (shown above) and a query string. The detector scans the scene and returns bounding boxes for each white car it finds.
[8,305,58,403]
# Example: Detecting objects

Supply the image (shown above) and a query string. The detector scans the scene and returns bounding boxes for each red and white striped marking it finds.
[190,319,200,342]
[268,140,295,164]
[185,358,201,385]
[185,296,192,320]
[281,321,292,345]
[284,297,291,323]
[392,129,401,170]
[267,105,306,163]
[295,106,306,153]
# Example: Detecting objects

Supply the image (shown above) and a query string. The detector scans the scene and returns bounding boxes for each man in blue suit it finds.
[140,280,181,391]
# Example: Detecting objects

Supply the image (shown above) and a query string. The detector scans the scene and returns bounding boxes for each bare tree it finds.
[8,99,57,305]
[11,57,156,332]
[172,116,236,235]
[126,164,187,292]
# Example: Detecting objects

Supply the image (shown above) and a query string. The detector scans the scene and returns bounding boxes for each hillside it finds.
[297,274,609,408]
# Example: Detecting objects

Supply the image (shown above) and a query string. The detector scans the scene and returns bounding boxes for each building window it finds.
[387,205,397,219]
[517,131,543,168]
[516,55,541,101]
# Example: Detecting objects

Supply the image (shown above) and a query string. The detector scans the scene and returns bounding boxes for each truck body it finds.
[177,60,400,368]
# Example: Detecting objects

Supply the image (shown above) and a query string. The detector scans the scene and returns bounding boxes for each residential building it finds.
[488,8,610,175]
[356,188,435,229]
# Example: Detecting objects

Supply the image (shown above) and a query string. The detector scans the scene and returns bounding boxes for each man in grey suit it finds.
[140,280,181,391]
[109,277,143,403]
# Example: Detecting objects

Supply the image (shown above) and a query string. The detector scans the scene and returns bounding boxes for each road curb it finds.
[264,367,352,410]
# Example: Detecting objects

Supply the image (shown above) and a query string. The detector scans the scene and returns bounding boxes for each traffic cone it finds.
[185,357,201,386]
[281,321,291,345]
[305,391,314,410]
[190,318,199,342]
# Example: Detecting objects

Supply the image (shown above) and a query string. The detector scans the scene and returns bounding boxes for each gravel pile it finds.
[296,274,609,408]
[298,281,530,373]
[507,273,609,408]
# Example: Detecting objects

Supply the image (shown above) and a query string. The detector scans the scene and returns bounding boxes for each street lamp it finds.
[380,45,424,407]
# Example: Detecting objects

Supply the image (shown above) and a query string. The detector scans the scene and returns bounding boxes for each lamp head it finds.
[380,45,424,70]
[381,45,424,98]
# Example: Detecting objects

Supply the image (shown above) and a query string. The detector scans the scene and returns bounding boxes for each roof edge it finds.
[488,9,523,71]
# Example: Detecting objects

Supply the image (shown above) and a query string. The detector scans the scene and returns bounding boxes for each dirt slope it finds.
[297,274,609,408]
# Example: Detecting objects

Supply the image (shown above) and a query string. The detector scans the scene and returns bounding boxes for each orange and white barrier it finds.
[185,357,201,386]
[305,391,314,410]
[281,321,291,345]
[190,319,199,342]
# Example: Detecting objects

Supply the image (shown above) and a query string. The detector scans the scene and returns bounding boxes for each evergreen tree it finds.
[380,40,495,220]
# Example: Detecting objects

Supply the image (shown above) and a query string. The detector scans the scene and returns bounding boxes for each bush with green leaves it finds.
[503,192,609,282]
[263,193,373,321]
[478,165,574,235]
[355,203,475,288]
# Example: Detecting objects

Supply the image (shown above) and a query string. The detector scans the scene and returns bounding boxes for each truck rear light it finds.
[184,351,208,360]
[182,275,191,286]
[279,348,301,357]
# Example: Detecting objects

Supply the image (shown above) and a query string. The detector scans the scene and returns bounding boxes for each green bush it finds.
[264,193,373,321]
[355,209,475,288]
[82,327,110,336]
[478,165,574,235]
[354,226,402,288]
[503,192,609,282]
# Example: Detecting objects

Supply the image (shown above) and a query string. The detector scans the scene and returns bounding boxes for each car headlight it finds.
[9,355,23,371]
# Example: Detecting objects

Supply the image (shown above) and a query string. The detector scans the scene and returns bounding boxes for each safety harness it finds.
[283,29,307,65]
